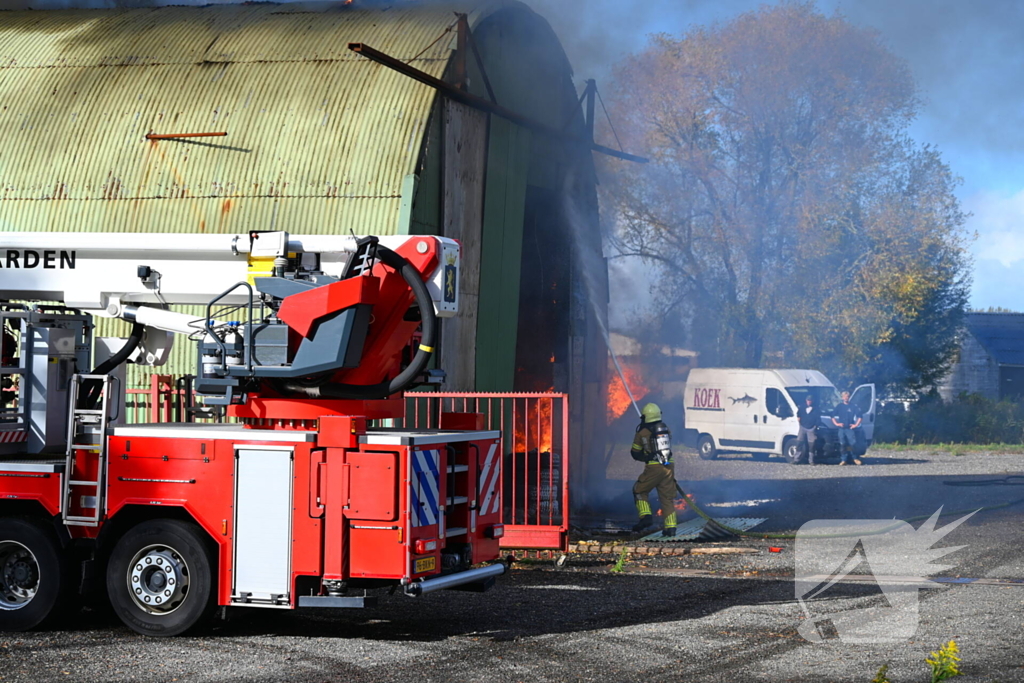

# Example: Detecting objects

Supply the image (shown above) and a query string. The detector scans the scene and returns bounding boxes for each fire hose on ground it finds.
[672,482,1024,541]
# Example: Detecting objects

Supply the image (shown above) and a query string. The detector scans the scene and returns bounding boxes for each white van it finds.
[682,368,876,464]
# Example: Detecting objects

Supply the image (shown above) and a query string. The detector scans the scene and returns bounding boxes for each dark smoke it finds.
[526,0,1024,319]
[527,0,1024,164]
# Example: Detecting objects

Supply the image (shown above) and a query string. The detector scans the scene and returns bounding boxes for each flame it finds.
[606,361,650,422]
[656,495,694,516]
[513,393,555,453]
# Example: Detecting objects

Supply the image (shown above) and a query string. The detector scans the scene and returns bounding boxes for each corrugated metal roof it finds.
[0,3,475,386]
[0,3,458,237]
[965,313,1024,367]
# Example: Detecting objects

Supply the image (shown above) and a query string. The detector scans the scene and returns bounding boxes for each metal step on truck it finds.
[0,231,507,636]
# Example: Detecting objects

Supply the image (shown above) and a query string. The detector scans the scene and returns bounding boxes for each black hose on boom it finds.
[80,322,145,408]
[280,245,437,401]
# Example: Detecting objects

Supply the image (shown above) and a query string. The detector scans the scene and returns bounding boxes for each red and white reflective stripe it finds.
[479,442,501,517]
[0,430,27,443]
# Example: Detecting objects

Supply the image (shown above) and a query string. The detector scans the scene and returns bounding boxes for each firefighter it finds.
[630,403,678,537]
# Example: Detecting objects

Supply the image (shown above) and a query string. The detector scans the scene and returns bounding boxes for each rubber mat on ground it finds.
[638,517,767,542]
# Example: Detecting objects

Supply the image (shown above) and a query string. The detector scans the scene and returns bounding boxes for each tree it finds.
[601,2,970,394]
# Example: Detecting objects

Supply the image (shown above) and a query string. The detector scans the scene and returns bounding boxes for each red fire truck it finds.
[0,231,506,636]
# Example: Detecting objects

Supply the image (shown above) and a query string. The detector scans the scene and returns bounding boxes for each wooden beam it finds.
[348,42,648,164]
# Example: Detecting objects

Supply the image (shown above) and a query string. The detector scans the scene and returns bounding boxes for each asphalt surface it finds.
[2,448,1023,682]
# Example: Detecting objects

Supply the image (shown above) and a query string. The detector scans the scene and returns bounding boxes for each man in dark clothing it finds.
[630,403,678,537]
[832,391,863,465]
[797,395,821,464]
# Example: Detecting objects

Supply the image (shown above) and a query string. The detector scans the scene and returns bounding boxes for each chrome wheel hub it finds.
[127,545,190,615]
[0,541,39,610]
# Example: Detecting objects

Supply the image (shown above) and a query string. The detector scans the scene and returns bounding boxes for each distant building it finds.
[938,313,1024,401]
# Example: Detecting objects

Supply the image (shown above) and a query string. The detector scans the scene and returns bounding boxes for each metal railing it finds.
[125,375,222,424]
[401,392,570,551]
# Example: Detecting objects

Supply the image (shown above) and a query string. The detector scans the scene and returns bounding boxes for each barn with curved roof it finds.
[0,0,610,497]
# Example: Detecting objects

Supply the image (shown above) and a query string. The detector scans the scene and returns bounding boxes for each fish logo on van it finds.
[729,393,758,406]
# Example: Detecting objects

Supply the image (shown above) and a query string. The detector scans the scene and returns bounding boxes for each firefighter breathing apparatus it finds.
[601,337,1024,541]
[634,402,672,465]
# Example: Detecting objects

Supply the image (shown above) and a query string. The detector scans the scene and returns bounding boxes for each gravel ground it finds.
[1,448,1022,682]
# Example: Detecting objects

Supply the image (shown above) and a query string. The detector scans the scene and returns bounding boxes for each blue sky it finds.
[530,0,1024,312]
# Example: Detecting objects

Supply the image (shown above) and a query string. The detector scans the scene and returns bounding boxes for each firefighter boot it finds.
[632,515,653,532]
[662,526,677,538]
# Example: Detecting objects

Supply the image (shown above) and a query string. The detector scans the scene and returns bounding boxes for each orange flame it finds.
[656,495,694,516]
[513,393,555,453]
[606,361,650,422]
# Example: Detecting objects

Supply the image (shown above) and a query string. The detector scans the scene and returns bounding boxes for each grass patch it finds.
[871,663,892,683]
[869,640,962,682]
[927,640,962,683]
[610,546,630,573]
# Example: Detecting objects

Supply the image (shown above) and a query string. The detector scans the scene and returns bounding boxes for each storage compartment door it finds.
[234,448,293,603]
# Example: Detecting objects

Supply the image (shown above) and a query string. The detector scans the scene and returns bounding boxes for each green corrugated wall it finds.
[475,117,531,390]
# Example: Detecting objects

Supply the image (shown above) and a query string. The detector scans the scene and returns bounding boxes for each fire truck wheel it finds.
[697,435,718,460]
[0,517,69,631]
[107,519,215,637]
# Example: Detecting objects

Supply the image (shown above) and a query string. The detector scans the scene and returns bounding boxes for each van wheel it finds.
[751,452,771,462]
[783,437,804,464]
[0,517,71,631]
[697,435,717,460]
[107,519,216,637]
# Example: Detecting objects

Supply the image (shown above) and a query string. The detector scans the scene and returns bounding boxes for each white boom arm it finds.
[0,232,459,315]
[0,231,458,367]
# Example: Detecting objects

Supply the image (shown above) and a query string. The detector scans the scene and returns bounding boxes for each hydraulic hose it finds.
[91,322,145,376]
[80,321,145,408]
[281,245,437,401]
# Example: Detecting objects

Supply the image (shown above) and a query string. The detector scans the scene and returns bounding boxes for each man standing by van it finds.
[832,391,863,465]
[630,403,678,537]
[797,395,821,464]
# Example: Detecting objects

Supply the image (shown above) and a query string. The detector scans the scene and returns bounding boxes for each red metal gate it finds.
[402,392,570,551]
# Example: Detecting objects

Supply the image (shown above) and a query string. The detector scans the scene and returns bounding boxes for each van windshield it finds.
[786,386,842,414]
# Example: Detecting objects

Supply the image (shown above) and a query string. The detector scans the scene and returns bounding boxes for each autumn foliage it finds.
[601,3,970,393]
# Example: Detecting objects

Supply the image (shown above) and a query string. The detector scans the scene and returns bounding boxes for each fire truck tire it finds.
[697,435,718,460]
[107,520,215,637]
[783,437,804,464]
[0,517,70,631]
